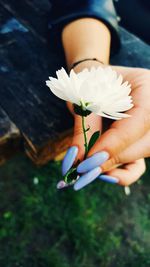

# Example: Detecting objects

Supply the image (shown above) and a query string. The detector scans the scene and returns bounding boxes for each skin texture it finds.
[62,18,111,67]
[62,18,149,186]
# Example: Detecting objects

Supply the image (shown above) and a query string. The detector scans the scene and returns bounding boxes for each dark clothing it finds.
[48,0,120,54]
[114,0,150,45]
[48,0,149,56]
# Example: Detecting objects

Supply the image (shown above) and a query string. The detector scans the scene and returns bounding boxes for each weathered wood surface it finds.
[0,2,73,164]
[0,0,51,42]
[0,108,21,164]
[0,0,150,165]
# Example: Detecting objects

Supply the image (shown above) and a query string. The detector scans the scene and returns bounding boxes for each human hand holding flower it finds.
[45,64,150,190]
[46,16,150,191]
[67,65,149,189]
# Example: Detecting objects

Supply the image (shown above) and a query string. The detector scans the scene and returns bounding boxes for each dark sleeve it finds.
[48,0,120,55]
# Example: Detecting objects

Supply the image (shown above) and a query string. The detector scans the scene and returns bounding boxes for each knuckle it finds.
[105,128,128,156]
[101,157,122,173]
[111,128,129,154]
[110,155,121,166]
[124,181,131,186]
[74,126,83,136]
[120,180,131,186]
[120,132,130,148]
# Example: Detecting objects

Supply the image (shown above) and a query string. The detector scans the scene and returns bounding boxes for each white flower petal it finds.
[46,81,70,101]
[96,110,131,120]
[46,66,133,120]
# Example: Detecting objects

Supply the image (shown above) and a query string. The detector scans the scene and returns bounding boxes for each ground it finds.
[0,155,150,267]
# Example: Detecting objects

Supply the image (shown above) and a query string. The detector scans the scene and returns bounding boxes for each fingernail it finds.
[62,146,78,176]
[57,180,67,189]
[98,175,119,184]
[77,151,109,173]
[74,167,101,191]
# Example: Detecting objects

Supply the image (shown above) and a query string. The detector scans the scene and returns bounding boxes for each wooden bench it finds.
[0,0,150,165]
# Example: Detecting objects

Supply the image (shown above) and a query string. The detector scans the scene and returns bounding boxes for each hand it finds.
[62,65,150,189]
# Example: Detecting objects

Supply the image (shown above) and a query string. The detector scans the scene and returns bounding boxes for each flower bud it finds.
[73,104,91,117]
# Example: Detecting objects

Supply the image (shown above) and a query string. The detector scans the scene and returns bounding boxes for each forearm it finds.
[62,18,111,71]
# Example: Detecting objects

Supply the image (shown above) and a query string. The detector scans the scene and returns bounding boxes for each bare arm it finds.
[62,18,111,70]
[60,18,148,189]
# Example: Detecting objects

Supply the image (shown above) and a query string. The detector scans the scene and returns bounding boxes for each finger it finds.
[66,102,74,115]
[101,130,150,172]
[88,106,150,159]
[67,101,102,161]
[111,66,150,89]
[61,112,101,176]
[72,113,102,161]
[100,159,146,186]
[88,66,150,159]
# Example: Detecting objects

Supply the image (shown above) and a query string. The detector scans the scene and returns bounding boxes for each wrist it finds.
[72,59,106,73]
[62,18,111,71]
[71,58,104,70]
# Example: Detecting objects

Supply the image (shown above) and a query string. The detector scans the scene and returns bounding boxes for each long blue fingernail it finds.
[74,167,101,191]
[62,146,78,176]
[77,151,109,173]
[98,175,119,184]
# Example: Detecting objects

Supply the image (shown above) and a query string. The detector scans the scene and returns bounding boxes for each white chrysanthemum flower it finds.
[46,66,133,120]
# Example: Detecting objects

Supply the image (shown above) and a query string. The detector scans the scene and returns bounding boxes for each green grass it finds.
[0,154,150,267]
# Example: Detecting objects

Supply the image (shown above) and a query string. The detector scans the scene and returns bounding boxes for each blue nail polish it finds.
[77,151,109,173]
[98,175,119,184]
[62,146,78,176]
[74,167,101,191]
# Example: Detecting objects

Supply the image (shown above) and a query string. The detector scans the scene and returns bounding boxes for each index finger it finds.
[88,106,150,159]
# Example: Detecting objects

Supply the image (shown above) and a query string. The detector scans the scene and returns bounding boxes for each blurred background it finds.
[0,156,150,267]
[0,1,150,266]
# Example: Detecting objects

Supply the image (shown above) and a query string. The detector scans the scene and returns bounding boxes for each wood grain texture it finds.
[0,3,73,164]
[0,1,149,165]
[0,0,51,42]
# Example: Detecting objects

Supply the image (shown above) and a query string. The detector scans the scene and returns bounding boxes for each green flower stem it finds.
[62,101,91,186]
[82,115,88,157]
[64,167,77,183]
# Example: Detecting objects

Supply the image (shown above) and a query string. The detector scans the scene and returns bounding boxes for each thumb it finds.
[88,107,148,169]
